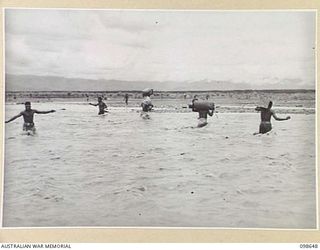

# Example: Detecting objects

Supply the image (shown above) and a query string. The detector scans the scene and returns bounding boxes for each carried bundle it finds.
[189,100,215,112]
[142,88,154,97]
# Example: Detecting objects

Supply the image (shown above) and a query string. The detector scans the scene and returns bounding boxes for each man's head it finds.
[98,97,102,102]
[268,101,273,109]
[25,101,31,110]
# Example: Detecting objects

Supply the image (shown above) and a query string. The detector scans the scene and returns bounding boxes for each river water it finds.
[3,102,316,228]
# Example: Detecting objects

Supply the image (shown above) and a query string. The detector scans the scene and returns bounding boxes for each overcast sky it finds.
[5,9,316,88]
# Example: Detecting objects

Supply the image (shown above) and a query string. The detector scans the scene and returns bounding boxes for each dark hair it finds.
[268,101,273,109]
[25,101,31,105]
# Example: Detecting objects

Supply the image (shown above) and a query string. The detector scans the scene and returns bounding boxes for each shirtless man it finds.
[190,95,215,127]
[89,97,108,115]
[141,90,154,112]
[197,108,214,127]
[198,109,214,119]
[5,101,55,133]
[255,101,290,134]
[124,93,129,105]
[141,95,153,112]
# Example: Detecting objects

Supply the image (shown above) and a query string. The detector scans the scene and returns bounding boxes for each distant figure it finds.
[192,95,198,106]
[183,94,187,99]
[124,93,129,105]
[5,101,55,134]
[189,97,215,128]
[89,97,108,115]
[141,95,153,112]
[254,101,290,134]
[206,94,210,100]
[141,89,154,112]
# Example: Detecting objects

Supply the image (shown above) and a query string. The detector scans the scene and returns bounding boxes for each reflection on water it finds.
[3,103,316,228]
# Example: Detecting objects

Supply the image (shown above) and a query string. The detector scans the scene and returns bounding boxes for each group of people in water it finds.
[5,89,291,135]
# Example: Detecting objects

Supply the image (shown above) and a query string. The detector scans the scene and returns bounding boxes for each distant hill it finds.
[5,74,315,91]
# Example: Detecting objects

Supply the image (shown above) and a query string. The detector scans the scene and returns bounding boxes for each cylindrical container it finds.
[189,101,215,112]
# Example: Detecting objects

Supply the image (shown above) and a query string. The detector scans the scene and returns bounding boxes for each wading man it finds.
[89,97,108,115]
[5,101,56,134]
[124,93,129,105]
[254,101,290,134]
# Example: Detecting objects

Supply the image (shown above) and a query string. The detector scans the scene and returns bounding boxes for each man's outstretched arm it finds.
[34,110,55,114]
[272,112,290,121]
[5,113,22,123]
[255,106,267,112]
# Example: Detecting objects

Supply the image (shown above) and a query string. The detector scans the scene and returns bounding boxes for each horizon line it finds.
[5,89,315,93]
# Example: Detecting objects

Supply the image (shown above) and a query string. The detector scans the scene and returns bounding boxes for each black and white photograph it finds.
[2,9,317,229]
